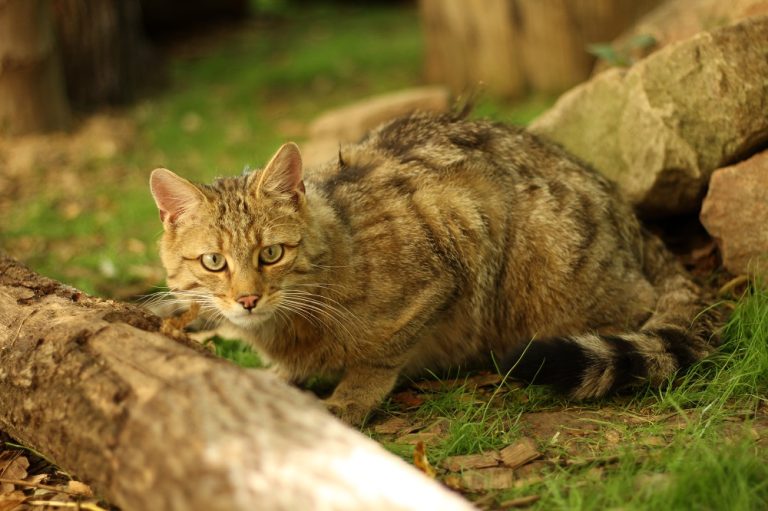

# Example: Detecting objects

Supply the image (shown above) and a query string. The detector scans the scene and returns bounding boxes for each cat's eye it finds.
[259,244,284,265]
[201,253,227,272]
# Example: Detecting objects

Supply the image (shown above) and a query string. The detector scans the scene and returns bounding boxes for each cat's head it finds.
[149,142,312,329]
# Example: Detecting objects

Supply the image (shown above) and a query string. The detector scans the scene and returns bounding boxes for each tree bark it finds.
[0,254,474,511]
[420,0,526,99]
[0,0,71,135]
[52,0,158,110]
[515,0,662,93]
[419,0,662,97]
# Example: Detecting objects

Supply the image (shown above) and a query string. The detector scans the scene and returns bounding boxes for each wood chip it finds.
[455,467,518,491]
[372,416,413,435]
[499,438,541,469]
[395,418,449,444]
[441,452,500,472]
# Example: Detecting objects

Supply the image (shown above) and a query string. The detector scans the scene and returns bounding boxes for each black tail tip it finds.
[502,338,591,394]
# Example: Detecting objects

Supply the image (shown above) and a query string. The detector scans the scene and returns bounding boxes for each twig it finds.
[563,454,620,468]
[499,494,541,508]
[0,477,84,496]
[28,500,107,511]
[7,308,36,349]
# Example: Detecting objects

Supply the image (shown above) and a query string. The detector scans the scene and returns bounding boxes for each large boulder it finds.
[530,15,768,217]
[700,150,768,276]
[593,0,768,73]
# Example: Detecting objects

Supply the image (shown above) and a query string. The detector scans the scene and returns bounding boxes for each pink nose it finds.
[236,294,260,311]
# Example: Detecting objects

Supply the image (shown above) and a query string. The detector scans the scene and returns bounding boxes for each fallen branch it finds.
[0,254,474,511]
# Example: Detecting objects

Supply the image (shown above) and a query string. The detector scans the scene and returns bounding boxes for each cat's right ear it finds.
[149,168,204,226]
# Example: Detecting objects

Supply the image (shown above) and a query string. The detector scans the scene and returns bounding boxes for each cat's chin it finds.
[225,311,272,328]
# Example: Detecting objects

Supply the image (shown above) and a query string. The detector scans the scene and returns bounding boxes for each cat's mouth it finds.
[224,306,272,327]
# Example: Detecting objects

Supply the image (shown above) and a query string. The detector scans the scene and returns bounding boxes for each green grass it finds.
[655,285,768,421]
[526,437,768,510]
[364,286,768,510]
[209,336,263,368]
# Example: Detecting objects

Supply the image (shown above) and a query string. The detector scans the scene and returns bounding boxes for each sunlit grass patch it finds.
[208,336,263,369]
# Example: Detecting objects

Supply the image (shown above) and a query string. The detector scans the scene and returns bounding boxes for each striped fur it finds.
[150,112,720,424]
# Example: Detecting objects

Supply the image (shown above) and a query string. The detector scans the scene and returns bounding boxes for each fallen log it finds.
[0,254,474,511]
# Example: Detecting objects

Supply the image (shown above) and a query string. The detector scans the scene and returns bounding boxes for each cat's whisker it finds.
[309,263,353,269]
[277,295,345,329]
[281,288,365,327]
[275,301,324,331]
[277,293,362,343]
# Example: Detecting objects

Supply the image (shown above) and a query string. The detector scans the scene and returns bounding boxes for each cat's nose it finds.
[236,294,260,311]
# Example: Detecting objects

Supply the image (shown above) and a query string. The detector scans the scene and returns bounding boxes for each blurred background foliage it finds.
[0,0,655,297]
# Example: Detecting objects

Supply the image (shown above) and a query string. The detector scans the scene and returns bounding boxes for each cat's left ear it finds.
[251,142,306,202]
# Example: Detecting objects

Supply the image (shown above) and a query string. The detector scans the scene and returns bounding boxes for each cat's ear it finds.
[251,142,306,200]
[149,168,204,225]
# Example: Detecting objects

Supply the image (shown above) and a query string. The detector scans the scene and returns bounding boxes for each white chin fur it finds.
[225,310,271,328]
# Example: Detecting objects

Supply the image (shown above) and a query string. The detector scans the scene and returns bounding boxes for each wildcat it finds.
[150,111,718,425]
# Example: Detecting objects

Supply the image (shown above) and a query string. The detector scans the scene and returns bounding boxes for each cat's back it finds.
[308,112,631,233]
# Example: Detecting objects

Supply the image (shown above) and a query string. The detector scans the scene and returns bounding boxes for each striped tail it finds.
[504,273,722,399]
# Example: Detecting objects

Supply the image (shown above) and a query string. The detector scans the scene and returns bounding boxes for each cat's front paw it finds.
[324,397,372,427]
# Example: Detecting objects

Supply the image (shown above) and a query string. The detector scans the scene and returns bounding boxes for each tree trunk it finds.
[515,0,662,93]
[0,0,71,135]
[52,0,158,110]
[0,254,474,511]
[419,0,662,97]
[420,0,526,99]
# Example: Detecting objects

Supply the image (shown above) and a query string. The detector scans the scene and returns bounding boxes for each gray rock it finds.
[530,16,768,216]
[700,150,768,276]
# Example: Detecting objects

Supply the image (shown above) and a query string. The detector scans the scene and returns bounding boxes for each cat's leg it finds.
[324,361,402,426]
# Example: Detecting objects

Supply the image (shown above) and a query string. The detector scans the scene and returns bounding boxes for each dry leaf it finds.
[441,452,500,472]
[160,301,200,337]
[372,416,413,435]
[0,491,26,511]
[500,438,540,469]
[0,455,29,493]
[391,389,424,409]
[413,441,436,478]
[442,474,463,490]
[65,480,93,497]
[605,429,621,445]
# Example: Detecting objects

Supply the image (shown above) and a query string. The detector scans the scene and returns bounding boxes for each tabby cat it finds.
[150,112,718,425]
